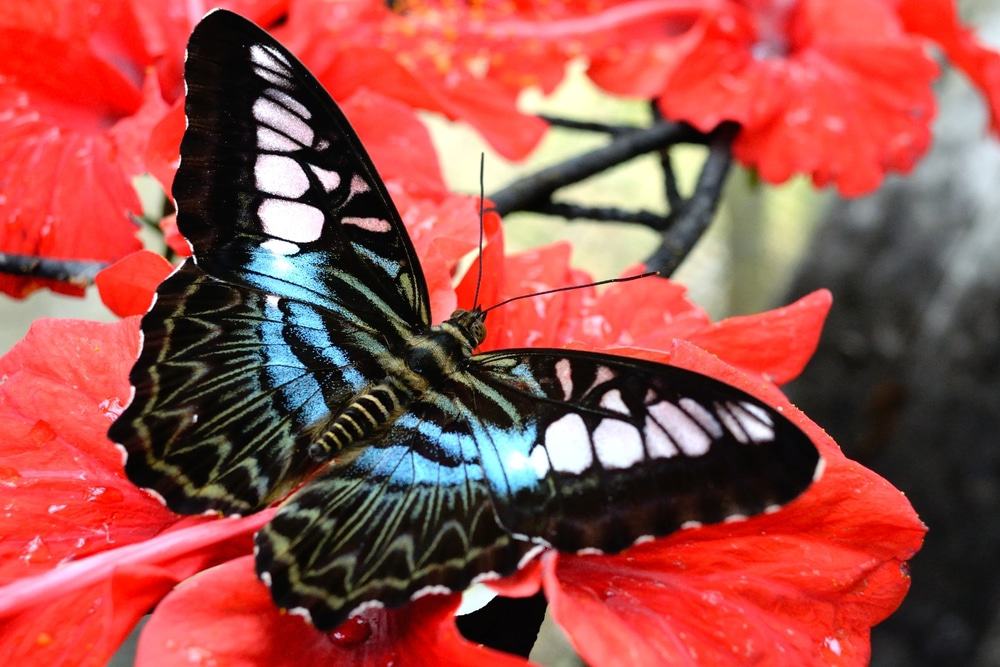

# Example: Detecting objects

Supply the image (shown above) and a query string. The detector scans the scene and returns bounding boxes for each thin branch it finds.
[0,253,108,286]
[523,200,670,229]
[644,121,739,275]
[539,114,641,135]
[489,119,705,215]
[649,102,683,211]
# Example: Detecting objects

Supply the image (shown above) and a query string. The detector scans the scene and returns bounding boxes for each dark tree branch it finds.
[644,122,739,275]
[649,103,683,211]
[0,253,108,287]
[523,200,670,229]
[539,114,642,135]
[489,119,704,216]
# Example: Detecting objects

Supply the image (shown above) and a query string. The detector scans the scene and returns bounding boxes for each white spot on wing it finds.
[643,416,678,459]
[253,97,314,147]
[265,88,310,118]
[813,457,826,482]
[576,547,602,555]
[599,389,629,415]
[727,401,775,442]
[255,154,309,198]
[288,606,312,622]
[349,599,385,617]
[517,543,548,570]
[257,126,299,152]
[545,414,593,473]
[114,443,129,466]
[309,164,340,191]
[679,398,723,438]
[680,520,703,530]
[593,419,644,469]
[529,445,550,478]
[262,239,300,256]
[250,44,290,73]
[411,585,452,600]
[555,358,573,400]
[455,583,498,616]
[649,401,711,456]
[342,217,391,233]
[740,401,773,426]
[716,403,750,443]
[254,66,293,88]
[258,199,324,243]
[260,572,272,588]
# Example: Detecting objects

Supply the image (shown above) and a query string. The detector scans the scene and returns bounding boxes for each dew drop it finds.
[88,486,124,504]
[22,536,52,563]
[0,465,21,487]
[184,646,217,666]
[99,397,125,420]
[329,616,372,647]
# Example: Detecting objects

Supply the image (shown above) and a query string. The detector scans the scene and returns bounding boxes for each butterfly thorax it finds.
[307,309,486,461]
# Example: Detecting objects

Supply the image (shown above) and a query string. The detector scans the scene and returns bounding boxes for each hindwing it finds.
[255,409,532,629]
[110,261,396,514]
[465,349,822,553]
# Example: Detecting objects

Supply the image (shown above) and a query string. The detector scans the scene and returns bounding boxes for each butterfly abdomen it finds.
[308,382,407,459]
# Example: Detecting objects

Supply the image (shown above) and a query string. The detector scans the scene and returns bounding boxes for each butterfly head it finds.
[444,308,487,352]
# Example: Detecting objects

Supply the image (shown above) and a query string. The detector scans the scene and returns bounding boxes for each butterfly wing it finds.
[254,348,819,626]
[176,10,430,326]
[110,10,430,514]
[255,412,532,630]
[464,349,822,553]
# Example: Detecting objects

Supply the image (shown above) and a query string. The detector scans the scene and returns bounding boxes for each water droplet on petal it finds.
[329,616,372,647]
[22,536,52,563]
[99,397,125,420]
[0,466,21,487]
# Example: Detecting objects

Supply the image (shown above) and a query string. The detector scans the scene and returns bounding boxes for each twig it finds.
[644,122,739,275]
[0,253,108,286]
[538,114,642,135]
[523,201,670,229]
[489,119,703,215]
[649,103,683,211]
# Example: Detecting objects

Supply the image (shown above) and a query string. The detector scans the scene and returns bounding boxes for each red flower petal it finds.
[95,251,174,318]
[279,0,547,159]
[0,514,271,667]
[145,100,185,195]
[543,341,924,666]
[895,0,1000,132]
[687,290,832,384]
[136,556,530,666]
[0,318,175,584]
[341,90,445,190]
[662,0,939,195]
[158,214,192,258]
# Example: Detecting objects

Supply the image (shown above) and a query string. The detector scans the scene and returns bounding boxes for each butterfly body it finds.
[110,9,821,630]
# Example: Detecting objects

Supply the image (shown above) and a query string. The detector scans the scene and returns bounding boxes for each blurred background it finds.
[5,2,1000,665]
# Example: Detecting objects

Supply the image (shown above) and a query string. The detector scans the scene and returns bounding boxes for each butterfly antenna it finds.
[482,271,660,314]
[472,153,486,310]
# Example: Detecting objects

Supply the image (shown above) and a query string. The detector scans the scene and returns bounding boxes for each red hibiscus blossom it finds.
[0,1,287,299]
[440,0,1000,195]
[0,207,923,664]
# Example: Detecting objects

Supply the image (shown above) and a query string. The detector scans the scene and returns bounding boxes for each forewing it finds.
[110,262,394,515]
[466,349,822,553]
[255,411,531,630]
[176,10,430,327]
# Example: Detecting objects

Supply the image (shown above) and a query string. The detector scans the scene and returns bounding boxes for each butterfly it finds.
[108,9,821,630]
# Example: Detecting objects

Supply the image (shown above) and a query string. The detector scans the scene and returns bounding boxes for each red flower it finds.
[274,0,549,160]
[1,213,923,664]
[587,0,1000,194]
[0,1,288,299]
